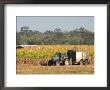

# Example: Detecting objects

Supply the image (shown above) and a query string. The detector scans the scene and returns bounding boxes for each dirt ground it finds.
[16,64,94,74]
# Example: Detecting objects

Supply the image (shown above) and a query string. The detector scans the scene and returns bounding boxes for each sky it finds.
[17,16,94,32]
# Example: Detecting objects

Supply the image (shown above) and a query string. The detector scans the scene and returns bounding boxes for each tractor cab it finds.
[48,52,68,66]
[52,52,66,61]
[52,53,60,61]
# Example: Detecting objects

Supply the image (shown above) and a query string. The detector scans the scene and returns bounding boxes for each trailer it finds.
[48,50,90,66]
[67,50,89,65]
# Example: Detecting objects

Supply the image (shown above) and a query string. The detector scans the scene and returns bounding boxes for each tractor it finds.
[48,50,90,66]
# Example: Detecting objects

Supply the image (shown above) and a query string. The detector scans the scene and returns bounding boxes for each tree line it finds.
[16,26,94,45]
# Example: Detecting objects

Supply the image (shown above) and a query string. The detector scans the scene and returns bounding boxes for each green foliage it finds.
[16,27,94,45]
[89,50,94,57]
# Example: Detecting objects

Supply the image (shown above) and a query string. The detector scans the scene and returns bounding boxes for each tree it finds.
[20,26,29,31]
[17,26,94,45]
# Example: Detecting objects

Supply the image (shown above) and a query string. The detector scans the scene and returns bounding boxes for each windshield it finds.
[52,54,59,58]
[51,53,60,60]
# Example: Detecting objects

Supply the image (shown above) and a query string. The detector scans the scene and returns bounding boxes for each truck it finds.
[48,50,90,66]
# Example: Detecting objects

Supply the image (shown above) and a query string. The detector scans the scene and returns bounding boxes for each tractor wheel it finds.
[79,59,84,65]
[48,60,53,66]
[83,59,89,65]
[55,61,60,66]
[69,59,73,65]
[64,59,69,66]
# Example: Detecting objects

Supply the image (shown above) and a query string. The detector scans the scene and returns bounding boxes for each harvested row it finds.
[16,59,94,66]
[16,59,48,66]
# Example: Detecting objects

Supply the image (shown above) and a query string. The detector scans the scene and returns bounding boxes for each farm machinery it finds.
[48,50,90,66]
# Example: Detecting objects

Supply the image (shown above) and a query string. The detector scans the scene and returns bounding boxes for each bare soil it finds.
[16,64,94,74]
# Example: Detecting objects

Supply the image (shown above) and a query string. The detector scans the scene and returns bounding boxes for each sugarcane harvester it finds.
[48,50,90,66]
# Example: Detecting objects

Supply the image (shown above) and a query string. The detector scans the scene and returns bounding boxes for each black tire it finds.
[64,59,69,66]
[83,59,89,65]
[48,60,53,66]
[55,61,60,66]
[69,59,73,65]
[79,59,84,65]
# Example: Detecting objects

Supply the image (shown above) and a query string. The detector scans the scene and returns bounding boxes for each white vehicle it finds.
[67,50,90,65]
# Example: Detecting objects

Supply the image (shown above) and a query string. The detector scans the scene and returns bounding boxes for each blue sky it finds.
[17,16,94,32]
